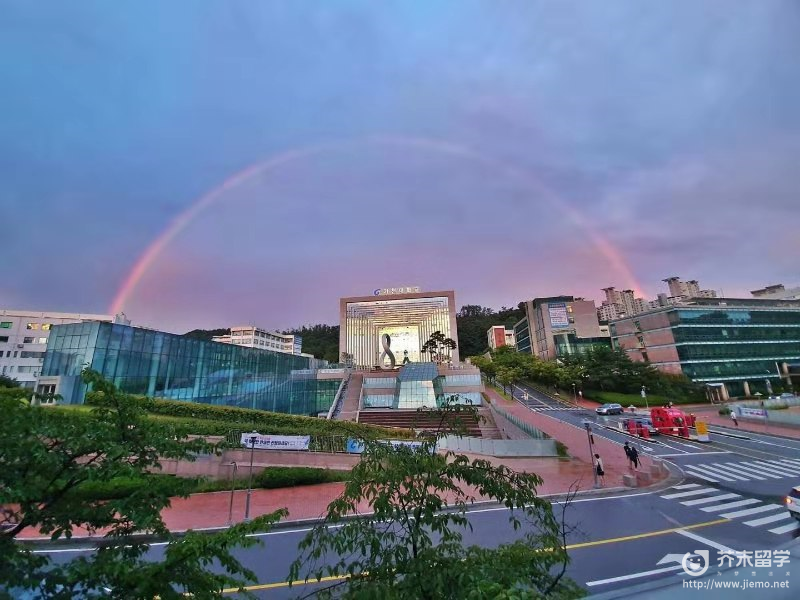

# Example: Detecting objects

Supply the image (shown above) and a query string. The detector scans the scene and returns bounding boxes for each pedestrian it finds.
[623,441,634,468]
[730,411,739,427]
[594,453,605,486]
[629,445,640,469]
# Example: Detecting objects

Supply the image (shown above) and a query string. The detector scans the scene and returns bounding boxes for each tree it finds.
[421,331,458,364]
[182,328,230,341]
[0,374,20,388]
[289,400,581,599]
[0,369,285,599]
[496,366,522,397]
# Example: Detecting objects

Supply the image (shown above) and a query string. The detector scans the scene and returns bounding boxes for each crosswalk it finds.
[522,405,584,412]
[681,457,800,483]
[660,483,800,536]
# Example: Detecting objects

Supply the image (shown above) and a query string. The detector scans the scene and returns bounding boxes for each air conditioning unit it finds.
[17,344,24,348]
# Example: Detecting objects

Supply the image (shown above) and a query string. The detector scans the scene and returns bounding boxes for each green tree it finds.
[0,370,285,599]
[0,374,20,388]
[289,400,580,599]
[496,366,522,397]
[421,330,458,364]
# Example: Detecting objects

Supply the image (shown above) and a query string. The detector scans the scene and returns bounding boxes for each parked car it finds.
[596,403,623,415]
[787,486,800,521]
[622,417,659,435]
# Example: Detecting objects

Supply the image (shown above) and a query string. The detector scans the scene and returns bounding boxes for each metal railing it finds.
[489,403,549,440]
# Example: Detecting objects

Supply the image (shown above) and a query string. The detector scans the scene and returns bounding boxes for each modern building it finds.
[517,296,610,361]
[339,289,459,368]
[610,298,800,398]
[487,325,515,350]
[751,284,800,301]
[663,277,717,301]
[39,321,337,415]
[0,309,118,389]
[598,287,648,321]
[359,362,484,409]
[212,326,304,356]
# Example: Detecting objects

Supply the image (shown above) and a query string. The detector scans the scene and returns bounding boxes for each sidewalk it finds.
[485,388,660,490]
[685,405,800,439]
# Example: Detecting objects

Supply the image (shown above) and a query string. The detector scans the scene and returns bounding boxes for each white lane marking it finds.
[775,459,800,470]
[769,521,800,535]
[658,452,731,457]
[681,469,719,483]
[672,483,702,490]
[732,463,784,479]
[683,466,733,482]
[696,464,750,481]
[751,438,800,451]
[585,564,685,587]
[746,461,800,477]
[652,439,690,454]
[676,529,735,554]
[708,462,767,481]
[719,504,784,519]
[700,499,761,513]
[744,512,793,527]
[682,493,741,507]
[661,488,717,500]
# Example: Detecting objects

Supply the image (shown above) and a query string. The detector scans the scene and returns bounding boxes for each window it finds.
[0,336,7,343]
[23,337,35,344]
[20,351,45,359]
[0,322,12,329]
[38,337,47,344]
[41,323,52,330]
[26,323,40,330]
[13,351,18,358]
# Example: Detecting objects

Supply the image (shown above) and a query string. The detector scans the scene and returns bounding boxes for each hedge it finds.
[85,395,411,439]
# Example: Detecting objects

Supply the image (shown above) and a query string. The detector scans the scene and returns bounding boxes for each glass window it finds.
[0,336,8,343]
[0,322,12,329]
[23,337,35,344]
[26,323,40,330]
[41,323,52,330]
[38,337,47,344]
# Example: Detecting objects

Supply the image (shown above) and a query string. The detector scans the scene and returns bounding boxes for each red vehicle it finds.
[650,407,690,438]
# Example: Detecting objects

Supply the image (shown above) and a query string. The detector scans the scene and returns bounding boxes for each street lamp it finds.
[583,421,599,489]
[244,431,258,523]
[572,383,577,403]
[227,461,238,526]
[641,385,649,410]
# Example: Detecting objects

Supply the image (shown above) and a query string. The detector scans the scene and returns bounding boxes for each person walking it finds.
[623,441,634,468]
[629,445,640,469]
[730,411,739,427]
[594,453,605,487]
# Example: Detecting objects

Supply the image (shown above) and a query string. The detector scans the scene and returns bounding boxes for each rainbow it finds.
[109,135,643,314]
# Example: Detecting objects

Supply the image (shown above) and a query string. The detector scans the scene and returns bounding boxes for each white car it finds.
[787,486,800,521]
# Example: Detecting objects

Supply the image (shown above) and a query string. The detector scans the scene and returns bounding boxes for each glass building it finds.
[611,299,800,397]
[360,362,483,409]
[40,322,338,415]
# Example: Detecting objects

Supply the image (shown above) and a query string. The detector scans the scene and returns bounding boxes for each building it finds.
[38,321,337,415]
[359,362,484,409]
[339,289,459,368]
[598,287,648,321]
[751,284,800,301]
[662,277,717,301]
[212,326,303,356]
[610,297,800,398]
[487,325,515,350]
[517,296,610,361]
[0,309,117,389]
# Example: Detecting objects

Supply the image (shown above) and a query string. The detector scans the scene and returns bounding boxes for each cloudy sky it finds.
[1,1,798,333]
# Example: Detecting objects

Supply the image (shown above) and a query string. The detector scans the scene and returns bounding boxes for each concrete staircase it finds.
[477,407,503,439]
[336,372,363,422]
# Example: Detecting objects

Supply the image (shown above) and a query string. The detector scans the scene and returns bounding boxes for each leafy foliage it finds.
[0,374,21,388]
[182,328,230,341]
[0,370,286,599]
[456,304,525,358]
[289,399,581,599]
[420,330,457,363]
[284,324,340,362]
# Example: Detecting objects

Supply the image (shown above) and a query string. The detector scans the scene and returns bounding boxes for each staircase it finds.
[357,409,483,437]
[336,372,363,422]
[477,407,503,439]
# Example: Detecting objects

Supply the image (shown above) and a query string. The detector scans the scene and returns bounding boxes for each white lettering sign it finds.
[373,286,421,296]
[737,407,767,419]
[240,433,310,451]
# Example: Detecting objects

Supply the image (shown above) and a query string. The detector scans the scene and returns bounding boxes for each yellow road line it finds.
[222,518,729,593]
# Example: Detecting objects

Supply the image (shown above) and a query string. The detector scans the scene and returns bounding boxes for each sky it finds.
[1,0,799,334]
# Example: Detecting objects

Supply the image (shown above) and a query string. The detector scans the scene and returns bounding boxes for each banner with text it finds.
[548,302,570,329]
[737,407,768,419]
[240,433,311,451]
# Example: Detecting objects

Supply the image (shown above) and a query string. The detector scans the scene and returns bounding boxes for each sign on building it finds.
[548,302,570,329]
[240,433,311,451]
[373,287,421,296]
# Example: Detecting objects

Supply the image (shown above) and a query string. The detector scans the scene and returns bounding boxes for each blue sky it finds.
[2,1,799,332]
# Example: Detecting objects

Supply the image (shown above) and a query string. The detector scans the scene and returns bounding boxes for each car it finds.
[622,417,659,435]
[596,403,623,415]
[786,486,800,521]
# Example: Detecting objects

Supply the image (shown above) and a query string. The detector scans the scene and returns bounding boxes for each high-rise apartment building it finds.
[751,284,800,301]
[663,277,716,301]
[212,326,303,356]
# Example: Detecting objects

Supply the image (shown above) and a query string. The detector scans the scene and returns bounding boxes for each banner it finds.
[240,433,310,451]
[548,303,569,329]
[737,407,767,419]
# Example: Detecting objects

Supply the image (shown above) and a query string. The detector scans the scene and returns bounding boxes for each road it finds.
[29,385,800,598]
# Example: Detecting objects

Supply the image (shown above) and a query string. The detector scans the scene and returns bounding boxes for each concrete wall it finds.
[437,435,558,457]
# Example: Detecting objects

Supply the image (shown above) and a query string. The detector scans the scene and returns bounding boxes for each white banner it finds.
[737,407,767,419]
[240,433,310,451]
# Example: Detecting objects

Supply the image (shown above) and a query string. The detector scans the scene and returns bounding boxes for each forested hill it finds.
[455,304,525,358]
[184,304,523,362]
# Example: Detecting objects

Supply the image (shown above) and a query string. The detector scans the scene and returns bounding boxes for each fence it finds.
[489,402,550,440]
[437,435,558,457]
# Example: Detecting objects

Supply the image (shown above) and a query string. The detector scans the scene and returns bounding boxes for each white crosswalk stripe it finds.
[659,484,800,536]
[682,493,741,506]
[682,459,800,482]
[747,461,800,476]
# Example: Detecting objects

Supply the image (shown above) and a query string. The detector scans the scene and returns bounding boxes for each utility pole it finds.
[227,462,238,526]
[583,421,599,489]
[244,432,258,523]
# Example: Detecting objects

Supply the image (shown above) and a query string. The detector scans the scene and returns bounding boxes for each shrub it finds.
[718,405,731,415]
[555,441,569,457]
[254,466,350,489]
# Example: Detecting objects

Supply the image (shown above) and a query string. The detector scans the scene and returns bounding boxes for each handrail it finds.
[326,370,351,420]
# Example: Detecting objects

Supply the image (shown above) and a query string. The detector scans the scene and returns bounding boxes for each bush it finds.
[555,441,569,457]
[255,466,351,489]
[718,405,731,415]
[71,474,197,501]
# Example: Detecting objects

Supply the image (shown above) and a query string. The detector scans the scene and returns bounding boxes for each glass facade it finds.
[553,333,612,358]
[612,303,800,395]
[514,317,531,354]
[42,322,335,415]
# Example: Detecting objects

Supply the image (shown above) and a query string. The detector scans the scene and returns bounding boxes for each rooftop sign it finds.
[373,286,421,296]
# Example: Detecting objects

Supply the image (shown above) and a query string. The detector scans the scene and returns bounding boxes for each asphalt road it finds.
[27,386,800,599]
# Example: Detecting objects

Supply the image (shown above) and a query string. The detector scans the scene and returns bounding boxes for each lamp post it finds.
[583,421,599,489]
[572,383,577,403]
[227,462,238,526]
[244,432,258,523]
[641,385,648,411]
